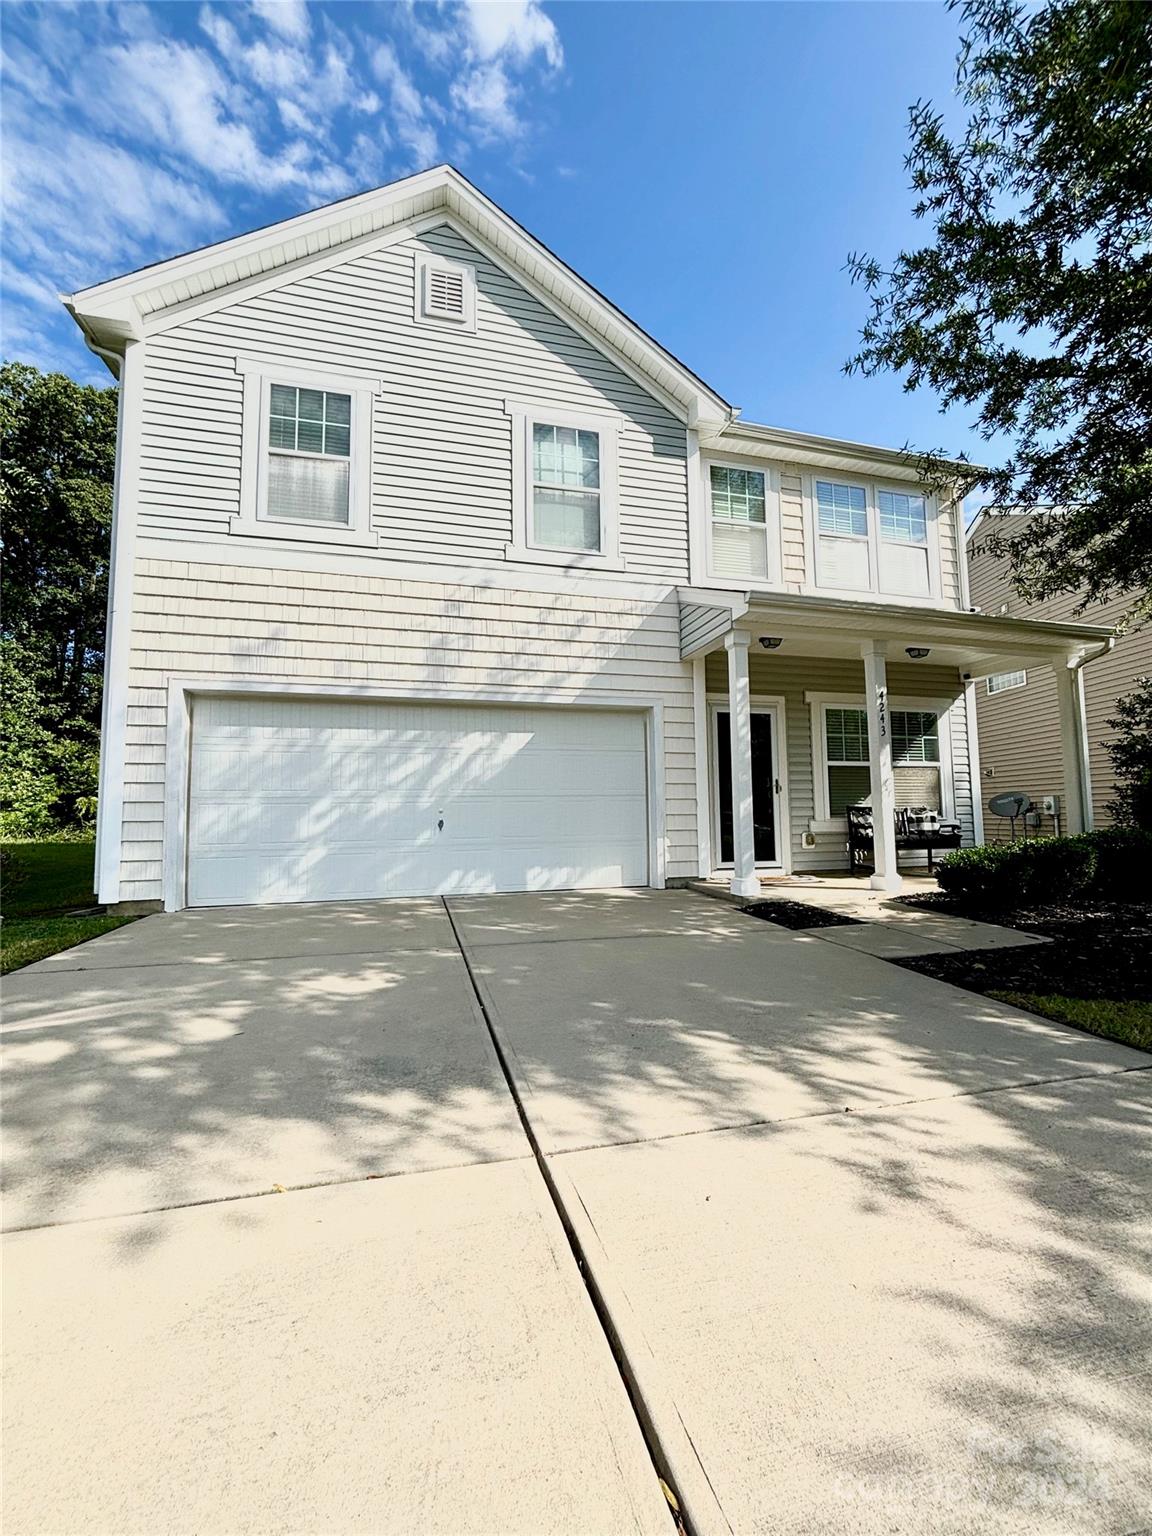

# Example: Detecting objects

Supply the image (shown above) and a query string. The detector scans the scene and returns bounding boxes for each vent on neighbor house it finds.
[416,255,476,332]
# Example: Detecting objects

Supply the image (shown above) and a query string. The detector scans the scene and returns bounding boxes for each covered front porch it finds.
[680,588,1114,898]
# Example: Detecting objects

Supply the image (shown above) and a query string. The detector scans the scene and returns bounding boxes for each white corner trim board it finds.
[160,677,668,912]
[96,337,145,905]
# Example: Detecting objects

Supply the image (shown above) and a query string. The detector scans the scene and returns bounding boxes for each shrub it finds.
[936,828,1151,907]
[1086,826,1152,902]
[935,835,1097,906]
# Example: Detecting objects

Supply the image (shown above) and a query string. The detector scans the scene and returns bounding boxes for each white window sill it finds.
[809,818,847,835]
[230,515,380,549]
[504,542,624,571]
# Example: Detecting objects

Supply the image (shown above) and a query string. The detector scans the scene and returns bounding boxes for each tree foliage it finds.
[847,0,1152,617]
[1,362,117,837]
[1106,674,1152,831]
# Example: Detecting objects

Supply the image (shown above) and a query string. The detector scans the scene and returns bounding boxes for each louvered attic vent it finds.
[428,267,465,316]
[416,256,476,331]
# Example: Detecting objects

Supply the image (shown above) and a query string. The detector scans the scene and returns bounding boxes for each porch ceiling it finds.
[687,589,1114,678]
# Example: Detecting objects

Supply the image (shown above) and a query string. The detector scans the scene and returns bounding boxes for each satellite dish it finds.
[989,792,1032,818]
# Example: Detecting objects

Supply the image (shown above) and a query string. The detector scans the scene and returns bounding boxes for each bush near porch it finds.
[899,829,1152,1054]
[933,827,1151,906]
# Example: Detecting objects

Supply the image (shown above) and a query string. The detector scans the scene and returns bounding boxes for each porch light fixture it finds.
[759,636,784,650]
[905,647,931,660]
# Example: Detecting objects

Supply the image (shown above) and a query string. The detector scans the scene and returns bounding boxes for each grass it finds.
[1,839,136,974]
[2,914,135,975]
[989,992,1152,1053]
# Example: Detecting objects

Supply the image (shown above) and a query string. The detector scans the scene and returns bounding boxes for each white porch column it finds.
[725,631,760,899]
[861,641,901,893]
[1055,660,1091,833]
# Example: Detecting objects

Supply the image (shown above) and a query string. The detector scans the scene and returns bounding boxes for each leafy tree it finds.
[1,362,117,836]
[1106,675,1152,831]
[847,0,1152,618]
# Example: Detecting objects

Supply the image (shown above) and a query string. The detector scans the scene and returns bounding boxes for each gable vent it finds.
[427,267,465,317]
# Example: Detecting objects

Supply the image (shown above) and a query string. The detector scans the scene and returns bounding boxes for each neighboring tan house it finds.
[967,508,1150,841]
[63,166,1110,909]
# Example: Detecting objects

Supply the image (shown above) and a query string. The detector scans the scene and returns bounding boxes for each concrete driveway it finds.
[4,889,1150,1536]
[447,890,1152,1536]
[1,902,670,1536]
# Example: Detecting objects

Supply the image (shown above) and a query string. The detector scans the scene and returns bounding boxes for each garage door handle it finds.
[437,814,444,831]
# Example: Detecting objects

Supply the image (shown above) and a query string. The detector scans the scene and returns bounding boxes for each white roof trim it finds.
[63,165,731,425]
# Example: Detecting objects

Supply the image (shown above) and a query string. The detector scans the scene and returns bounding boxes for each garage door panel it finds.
[187,699,649,905]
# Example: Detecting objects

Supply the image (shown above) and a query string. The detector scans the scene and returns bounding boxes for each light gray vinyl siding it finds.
[968,518,1151,836]
[137,225,688,580]
[118,557,698,902]
[679,601,735,657]
[704,652,971,871]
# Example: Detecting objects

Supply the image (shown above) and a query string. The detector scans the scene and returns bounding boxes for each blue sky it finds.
[2,0,984,462]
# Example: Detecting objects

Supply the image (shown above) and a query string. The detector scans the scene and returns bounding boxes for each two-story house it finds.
[64,166,1112,911]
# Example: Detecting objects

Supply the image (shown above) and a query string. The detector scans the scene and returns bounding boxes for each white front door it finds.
[186,696,650,906]
[710,702,785,870]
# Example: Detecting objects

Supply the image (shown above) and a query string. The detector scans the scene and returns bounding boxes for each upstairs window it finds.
[505,400,621,567]
[815,480,871,590]
[709,465,771,579]
[233,357,379,547]
[877,488,930,595]
[267,385,351,525]
[814,479,936,599]
[532,423,602,553]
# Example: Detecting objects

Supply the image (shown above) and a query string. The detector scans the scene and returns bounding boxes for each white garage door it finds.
[186,696,649,906]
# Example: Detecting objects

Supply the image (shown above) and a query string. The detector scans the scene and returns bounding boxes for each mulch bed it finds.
[741,900,863,930]
[894,893,1152,1002]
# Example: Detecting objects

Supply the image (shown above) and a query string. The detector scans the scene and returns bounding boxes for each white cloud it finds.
[250,0,310,44]
[462,1,561,69]
[372,42,440,168]
[0,0,568,372]
[451,60,519,139]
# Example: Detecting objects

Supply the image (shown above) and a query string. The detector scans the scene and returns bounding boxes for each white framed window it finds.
[707,463,778,582]
[233,357,380,546]
[414,253,476,332]
[987,670,1027,694]
[504,398,622,567]
[812,478,939,600]
[807,692,955,825]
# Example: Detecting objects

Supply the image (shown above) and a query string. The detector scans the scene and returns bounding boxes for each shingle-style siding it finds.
[968,515,1152,837]
[779,468,807,589]
[118,558,698,901]
[704,652,971,871]
[138,224,688,581]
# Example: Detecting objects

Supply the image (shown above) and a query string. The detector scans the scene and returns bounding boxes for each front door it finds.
[715,708,779,865]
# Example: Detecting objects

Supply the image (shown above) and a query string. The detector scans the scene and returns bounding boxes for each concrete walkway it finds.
[692,872,1051,957]
[1,903,670,1536]
[448,889,1152,1536]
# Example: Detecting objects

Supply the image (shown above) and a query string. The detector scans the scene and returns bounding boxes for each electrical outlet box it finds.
[801,830,817,850]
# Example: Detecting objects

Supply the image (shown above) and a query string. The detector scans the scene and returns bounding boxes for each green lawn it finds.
[990,991,1152,1053]
[1,840,135,974]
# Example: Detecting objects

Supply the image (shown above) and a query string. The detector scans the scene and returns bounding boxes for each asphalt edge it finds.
[441,898,733,1536]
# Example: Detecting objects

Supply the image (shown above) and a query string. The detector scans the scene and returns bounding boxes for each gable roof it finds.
[62,164,732,425]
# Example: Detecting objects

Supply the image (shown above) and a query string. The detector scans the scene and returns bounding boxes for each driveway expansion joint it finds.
[442,897,715,1536]
[544,1059,1152,1161]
